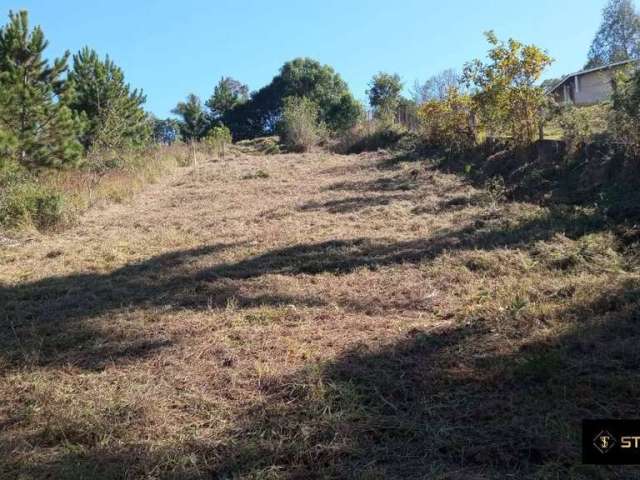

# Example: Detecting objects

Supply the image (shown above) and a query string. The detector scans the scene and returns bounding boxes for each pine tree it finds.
[586,0,640,68]
[0,85,16,167]
[68,47,150,150]
[0,10,82,169]
[172,94,209,141]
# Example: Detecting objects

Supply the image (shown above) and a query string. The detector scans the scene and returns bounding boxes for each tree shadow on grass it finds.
[0,242,326,372]
[1,203,615,373]
[210,278,640,479]
[20,278,639,479]
[298,193,413,214]
[325,173,421,194]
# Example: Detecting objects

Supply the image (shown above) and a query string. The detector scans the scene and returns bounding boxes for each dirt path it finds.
[1,150,637,479]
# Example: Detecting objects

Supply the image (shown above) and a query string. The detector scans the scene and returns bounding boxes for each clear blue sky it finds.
[2,0,606,117]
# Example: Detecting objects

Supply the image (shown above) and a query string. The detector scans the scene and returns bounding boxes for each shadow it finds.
[0,243,324,372]
[298,194,413,214]
[8,278,640,478]
[387,140,640,225]
[3,221,638,477]
[0,205,617,373]
[325,173,421,194]
[412,192,486,215]
[218,206,608,278]
[208,278,640,478]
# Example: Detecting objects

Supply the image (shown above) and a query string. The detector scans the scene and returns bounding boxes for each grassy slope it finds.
[1,147,639,479]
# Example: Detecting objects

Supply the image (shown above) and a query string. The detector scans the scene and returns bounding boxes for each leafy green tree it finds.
[224,58,360,139]
[68,47,150,150]
[327,94,364,132]
[586,0,640,68]
[0,10,82,169]
[367,72,403,123]
[206,77,249,121]
[172,94,209,141]
[281,58,361,132]
[463,31,552,145]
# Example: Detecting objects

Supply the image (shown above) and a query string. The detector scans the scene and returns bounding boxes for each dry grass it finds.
[1,146,639,479]
[1,143,197,234]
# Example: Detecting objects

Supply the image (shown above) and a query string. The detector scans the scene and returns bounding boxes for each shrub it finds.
[279,97,326,152]
[418,87,476,154]
[335,120,405,154]
[557,104,609,154]
[0,163,66,230]
[463,32,552,146]
[610,68,640,155]
[0,127,17,162]
[205,125,233,158]
[326,94,364,133]
[484,176,507,211]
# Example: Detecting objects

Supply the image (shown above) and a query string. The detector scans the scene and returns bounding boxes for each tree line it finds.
[0,11,150,171]
[170,58,364,144]
[2,0,640,173]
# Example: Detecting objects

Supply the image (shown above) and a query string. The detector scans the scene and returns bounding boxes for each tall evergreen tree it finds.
[0,10,82,169]
[0,85,16,166]
[172,94,209,141]
[586,0,640,68]
[68,47,150,150]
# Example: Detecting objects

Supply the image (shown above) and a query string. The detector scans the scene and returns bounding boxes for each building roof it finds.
[545,59,639,94]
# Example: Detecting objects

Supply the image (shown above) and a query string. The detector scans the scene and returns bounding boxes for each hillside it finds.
[1,149,639,479]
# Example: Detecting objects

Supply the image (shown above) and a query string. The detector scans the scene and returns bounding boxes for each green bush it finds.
[279,97,326,152]
[611,69,640,155]
[556,104,609,154]
[204,125,233,158]
[0,164,66,230]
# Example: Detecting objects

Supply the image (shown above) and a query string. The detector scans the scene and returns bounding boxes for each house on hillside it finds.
[546,59,639,106]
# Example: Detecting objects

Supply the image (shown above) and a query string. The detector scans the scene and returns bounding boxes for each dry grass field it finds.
[1,147,639,479]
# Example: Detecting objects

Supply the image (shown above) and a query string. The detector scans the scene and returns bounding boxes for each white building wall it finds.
[574,71,614,105]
